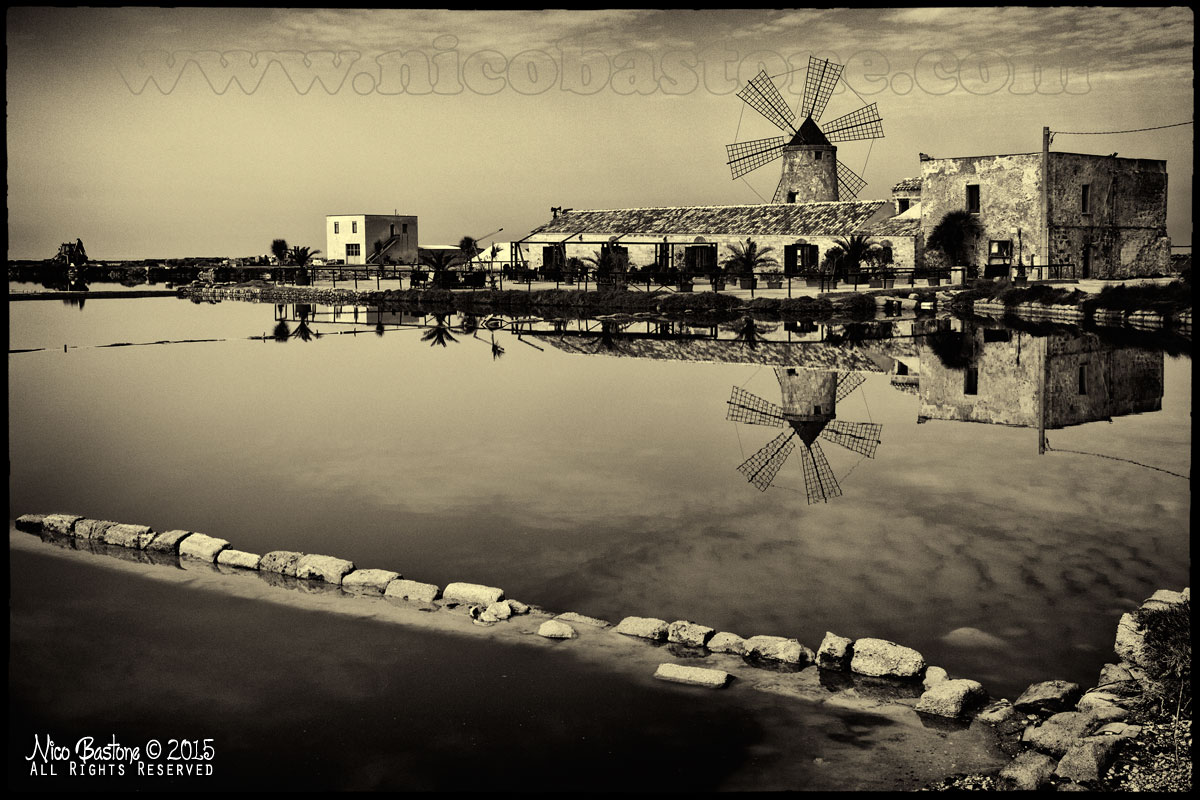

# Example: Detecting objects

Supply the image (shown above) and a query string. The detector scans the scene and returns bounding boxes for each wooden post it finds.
[1041,126,1051,275]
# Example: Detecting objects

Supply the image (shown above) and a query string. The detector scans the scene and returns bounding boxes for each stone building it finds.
[326,213,418,266]
[919,152,1169,278]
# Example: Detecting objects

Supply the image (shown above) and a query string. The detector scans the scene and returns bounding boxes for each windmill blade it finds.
[835,371,866,402]
[726,137,786,180]
[737,430,796,492]
[736,70,797,135]
[802,441,843,504]
[727,385,786,427]
[821,103,884,142]
[820,420,883,459]
[836,161,868,199]
[772,175,788,203]
[801,56,843,122]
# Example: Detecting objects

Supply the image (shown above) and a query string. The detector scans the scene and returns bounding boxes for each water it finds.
[9,296,1190,705]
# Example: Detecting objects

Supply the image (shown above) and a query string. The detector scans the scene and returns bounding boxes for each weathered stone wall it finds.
[776,369,838,417]
[1043,338,1163,427]
[918,328,1045,426]
[920,153,1046,268]
[778,145,839,203]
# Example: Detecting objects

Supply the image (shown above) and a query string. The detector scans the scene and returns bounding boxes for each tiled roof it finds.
[892,177,921,192]
[871,215,921,238]
[526,201,889,239]
[531,334,886,371]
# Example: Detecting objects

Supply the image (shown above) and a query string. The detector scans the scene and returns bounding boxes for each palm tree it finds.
[419,249,465,288]
[272,320,291,341]
[927,210,983,266]
[271,238,289,264]
[420,314,459,347]
[458,235,480,260]
[828,234,876,280]
[723,238,779,278]
[287,245,321,267]
[490,333,505,360]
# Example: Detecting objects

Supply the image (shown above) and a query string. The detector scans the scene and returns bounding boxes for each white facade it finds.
[326,214,418,265]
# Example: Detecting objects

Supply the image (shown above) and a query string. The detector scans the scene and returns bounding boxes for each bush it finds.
[1135,600,1191,716]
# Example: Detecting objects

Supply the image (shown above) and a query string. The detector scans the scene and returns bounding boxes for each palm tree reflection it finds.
[421,314,459,347]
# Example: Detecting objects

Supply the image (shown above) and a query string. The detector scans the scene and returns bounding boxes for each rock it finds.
[14,514,45,533]
[941,626,1007,649]
[42,514,83,536]
[614,616,669,641]
[1184,587,1190,602]
[537,620,577,639]
[342,569,401,594]
[1097,662,1134,689]
[653,663,731,689]
[976,700,1016,725]
[178,533,230,562]
[259,550,306,576]
[443,582,504,606]
[145,529,193,553]
[915,678,985,718]
[506,599,530,615]
[1054,736,1120,784]
[216,549,261,570]
[1056,781,1090,791]
[74,519,119,540]
[998,749,1058,791]
[849,638,925,678]
[923,666,949,690]
[384,579,441,603]
[1141,588,1186,611]
[745,635,813,665]
[817,632,853,670]
[1081,702,1129,725]
[1022,711,1095,756]
[1093,722,1141,739]
[294,554,355,584]
[668,620,715,648]
[485,601,513,621]
[1075,690,1132,713]
[101,523,156,549]
[555,611,610,628]
[707,631,748,655]
[1114,612,1149,668]
[1013,680,1083,713]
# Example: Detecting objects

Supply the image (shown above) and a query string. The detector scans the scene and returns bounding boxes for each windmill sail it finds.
[835,371,866,402]
[801,56,843,122]
[726,136,786,180]
[820,420,883,459]
[802,441,842,503]
[727,385,785,426]
[821,103,884,142]
[736,70,796,134]
[836,161,868,199]
[738,430,797,491]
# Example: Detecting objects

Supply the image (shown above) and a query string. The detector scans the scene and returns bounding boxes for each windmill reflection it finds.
[727,369,882,502]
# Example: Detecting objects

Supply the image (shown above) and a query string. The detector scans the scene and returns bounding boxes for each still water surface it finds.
[9,296,1190,700]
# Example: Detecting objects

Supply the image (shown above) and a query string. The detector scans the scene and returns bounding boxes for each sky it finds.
[6,7,1194,259]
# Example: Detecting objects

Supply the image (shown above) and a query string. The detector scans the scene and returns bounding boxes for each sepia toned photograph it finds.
[8,7,1191,792]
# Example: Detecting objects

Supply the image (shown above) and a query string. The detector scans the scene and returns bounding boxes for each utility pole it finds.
[1041,126,1051,278]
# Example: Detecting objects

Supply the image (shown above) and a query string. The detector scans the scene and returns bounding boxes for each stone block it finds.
[259,550,306,576]
[71,518,108,538]
[14,514,45,533]
[443,582,504,606]
[668,620,714,648]
[178,533,230,562]
[1114,612,1149,669]
[342,569,401,594]
[1022,711,1095,757]
[384,579,441,603]
[923,666,949,690]
[998,749,1058,791]
[480,601,513,623]
[1141,588,1186,611]
[102,523,156,549]
[555,611,611,628]
[42,514,83,536]
[915,678,985,718]
[745,635,813,665]
[976,700,1015,725]
[707,631,748,655]
[1014,680,1083,713]
[537,620,577,639]
[850,638,925,678]
[294,554,355,584]
[1054,736,1120,784]
[817,632,853,670]
[506,599,530,615]
[614,616,669,641]
[653,663,731,689]
[216,549,261,570]
[145,529,193,553]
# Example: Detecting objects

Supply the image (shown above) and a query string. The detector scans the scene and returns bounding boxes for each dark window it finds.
[964,367,979,395]
[966,184,980,214]
[333,221,339,234]
[897,199,910,213]
[1078,364,1088,394]
[786,190,797,203]
[988,239,1013,266]
[983,328,1012,342]
[815,151,822,160]
[1081,184,1091,214]
[352,221,357,233]
[402,223,408,234]
[345,243,360,257]
[813,405,822,414]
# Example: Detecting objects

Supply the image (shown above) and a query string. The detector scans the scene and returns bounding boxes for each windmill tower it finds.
[726,368,882,502]
[725,56,884,203]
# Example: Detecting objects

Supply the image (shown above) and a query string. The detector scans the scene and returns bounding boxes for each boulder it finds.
[1022,711,1096,756]
[259,550,306,576]
[506,599,530,615]
[745,635,813,665]
[178,533,230,562]
[294,554,355,584]
[707,631,748,656]
[216,549,261,570]
[915,678,985,718]
[849,638,925,678]
[976,700,1016,725]
[443,582,504,606]
[73,518,116,539]
[480,601,513,623]
[1054,736,1120,784]
[653,663,731,689]
[555,611,610,628]
[614,616,669,641]
[384,579,441,603]
[537,620,577,639]
[817,632,854,670]
[1141,588,1187,611]
[997,749,1058,791]
[923,666,949,690]
[101,523,156,549]
[1113,612,1149,668]
[145,529,193,553]
[342,569,401,594]
[1075,690,1132,713]
[1093,722,1141,739]
[668,620,715,648]
[42,514,83,536]
[14,514,45,533]
[1013,680,1083,713]
[1097,662,1134,689]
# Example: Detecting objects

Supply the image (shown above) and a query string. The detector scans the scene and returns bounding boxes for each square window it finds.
[966,185,981,214]
[346,243,360,257]
[815,151,822,160]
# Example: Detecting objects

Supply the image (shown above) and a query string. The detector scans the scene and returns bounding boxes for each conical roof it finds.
[788,116,831,147]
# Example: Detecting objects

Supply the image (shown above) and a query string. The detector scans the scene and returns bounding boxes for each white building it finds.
[326,214,418,265]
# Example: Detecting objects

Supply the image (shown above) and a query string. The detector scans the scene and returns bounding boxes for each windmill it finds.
[726,367,882,502]
[725,56,884,203]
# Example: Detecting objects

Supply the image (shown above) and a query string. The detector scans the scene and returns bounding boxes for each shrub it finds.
[1135,600,1191,716]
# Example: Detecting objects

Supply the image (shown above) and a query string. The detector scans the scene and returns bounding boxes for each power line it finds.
[1052,120,1192,135]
